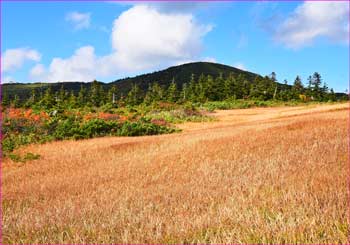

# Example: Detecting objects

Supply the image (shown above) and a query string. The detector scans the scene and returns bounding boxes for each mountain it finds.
[2,62,260,100]
[111,62,259,94]
[2,61,347,101]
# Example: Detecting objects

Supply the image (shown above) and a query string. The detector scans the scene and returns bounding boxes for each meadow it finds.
[2,102,349,244]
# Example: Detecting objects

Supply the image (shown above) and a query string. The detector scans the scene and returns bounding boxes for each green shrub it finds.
[23,152,41,161]
[53,118,81,140]
[8,152,40,163]
[118,119,176,136]
[9,153,22,162]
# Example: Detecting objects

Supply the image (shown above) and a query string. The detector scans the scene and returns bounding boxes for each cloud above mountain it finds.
[27,4,212,82]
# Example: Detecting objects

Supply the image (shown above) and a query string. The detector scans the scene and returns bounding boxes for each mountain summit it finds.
[112,62,259,93]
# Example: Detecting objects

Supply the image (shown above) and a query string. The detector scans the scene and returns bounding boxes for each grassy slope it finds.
[2,103,349,243]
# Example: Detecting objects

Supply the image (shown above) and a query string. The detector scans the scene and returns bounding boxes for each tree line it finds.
[2,72,341,109]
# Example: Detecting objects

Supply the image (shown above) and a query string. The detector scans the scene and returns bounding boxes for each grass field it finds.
[2,103,349,243]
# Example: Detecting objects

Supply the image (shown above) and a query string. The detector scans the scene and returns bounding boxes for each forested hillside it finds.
[1,62,346,108]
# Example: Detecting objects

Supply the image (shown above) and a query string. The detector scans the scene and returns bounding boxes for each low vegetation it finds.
[2,70,347,156]
[2,104,349,243]
[1,106,178,156]
[1,63,349,243]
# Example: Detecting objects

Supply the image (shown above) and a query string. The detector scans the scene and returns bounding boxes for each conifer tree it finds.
[30,88,37,104]
[90,80,101,106]
[68,91,77,108]
[12,94,21,108]
[292,76,304,100]
[58,85,67,102]
[311,72,322,100]
[214,73,225,100]
[77,85,87,107]
[2,90,10,107]
[167,79,178,102]
[329,88,336,101]
[187,74,197,101]
[205,75,215,101]
[42,87,55,108]
[180,83,189,102]
[242,79,251,99]
[224,73,236,99]
[108,85,118,104]
[126,84,142,105]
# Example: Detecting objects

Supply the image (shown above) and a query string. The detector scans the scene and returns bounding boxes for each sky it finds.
[1,1,349,92]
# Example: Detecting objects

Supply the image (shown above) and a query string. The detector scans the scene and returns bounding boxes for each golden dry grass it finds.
[2,103,350,244]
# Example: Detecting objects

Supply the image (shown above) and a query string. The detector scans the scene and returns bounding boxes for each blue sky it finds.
[2,1,349,92]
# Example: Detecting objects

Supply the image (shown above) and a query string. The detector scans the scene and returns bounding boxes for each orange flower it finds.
[97,112,119,120]
[83,113,94,121]
[24,109,33,119]
[8,108,23,119]
[32,115,40,122]
[119,115,128,122]
[39,111,49,120]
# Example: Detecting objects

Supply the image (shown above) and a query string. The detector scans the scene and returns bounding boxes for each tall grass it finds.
[2,104,349,244]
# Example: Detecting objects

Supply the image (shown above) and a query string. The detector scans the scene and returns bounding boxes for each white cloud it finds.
[2,47,41,73]
[275,2,349,49]
[233,62,246,71]
[33,4,213,82]
[29,64,46,79]
[47,46,97,82]
[65,11,91,30]
[111,4,212,71]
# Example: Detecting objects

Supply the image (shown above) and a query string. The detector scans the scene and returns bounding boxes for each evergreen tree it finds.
[98,85,106,105]
[263,76,275,100]
[306,75,313,99]
[250,77,265,100]
[292,76,304,100]
[223,73,236,99]
[205,75,215,101]
[30,88,37,104]
[187,74,197,101]
[24,88,37,108]
[68,91,77,108]
[2,90,10,107]
[144,82,164,104]
[282,79,292,101]
[293,76,303,91]
[234,74,246,99]
[108,85,118,104]
[321,82,329,100]
[242,79,251,99]
[77,85,87,107]
[90,80,101,106]
[328,88,336,101]
[12,94,21,108]
[213,73,225,100]
[166,79,178,102]
[180,83,189,102]
[194,74,207,103]
[58,85,67,102]
[41,87,55,108]
[270,72,277,82]
[126,84,142,105]
[311,72,322,100]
